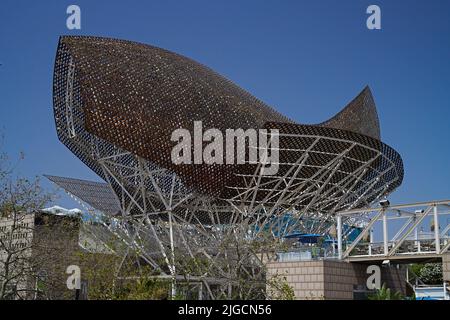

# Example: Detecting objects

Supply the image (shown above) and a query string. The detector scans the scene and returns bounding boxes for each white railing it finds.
[335,200,450,260]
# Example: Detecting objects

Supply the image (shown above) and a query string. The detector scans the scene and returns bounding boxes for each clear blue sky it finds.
[0,0,449,209]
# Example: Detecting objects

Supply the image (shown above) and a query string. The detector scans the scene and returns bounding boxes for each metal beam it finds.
[387,206,433,256]
[342,209,385,259]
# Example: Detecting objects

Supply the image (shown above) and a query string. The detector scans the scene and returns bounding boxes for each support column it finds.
[337,215,342,260]
[168,210,176,298]
[198,283,203,300]
[415,226,421,252]
[434,205,441,253]
[383,210,389,255]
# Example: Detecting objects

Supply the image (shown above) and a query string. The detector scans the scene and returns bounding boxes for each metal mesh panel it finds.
[222,122,403,212]
[319,86,381,140]
[53,35,291,197]
[52,35,403,219]
[44,175,120,215]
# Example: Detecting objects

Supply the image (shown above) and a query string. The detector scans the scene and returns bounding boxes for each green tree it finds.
[368,283,404,300]
[0,143,54,299]
[266,272,295,300]
[76,248,170,300]
[418,263,443,285]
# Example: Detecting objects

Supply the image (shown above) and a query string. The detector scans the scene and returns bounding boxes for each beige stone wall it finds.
[0,214,35,257]
[0,214,35,297]
[322,260,364,299]
[267,259,406,300]
[443,254,450,282]
[267,260,325,299]
[0,212,80,299]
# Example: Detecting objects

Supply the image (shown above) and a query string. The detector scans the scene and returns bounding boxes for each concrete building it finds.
[0,212,80,299]
[267,259,406,300]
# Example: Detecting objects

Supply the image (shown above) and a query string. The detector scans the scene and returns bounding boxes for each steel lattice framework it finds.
[50,36,404,298]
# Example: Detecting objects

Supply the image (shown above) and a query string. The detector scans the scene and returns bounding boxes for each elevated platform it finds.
[336,200,450,263]
[345,253,442,264]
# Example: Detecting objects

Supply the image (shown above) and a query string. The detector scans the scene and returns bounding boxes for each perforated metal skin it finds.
[52,35,403,217]
[44,175,121,215]
[224,122,403,212]
[320,86,381,140]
